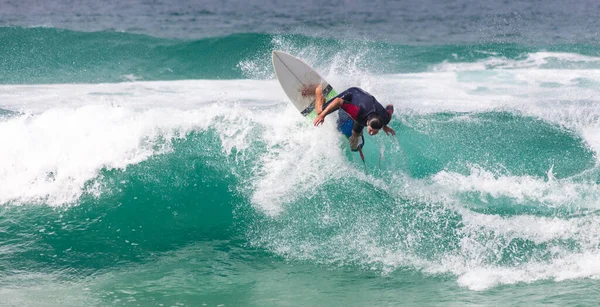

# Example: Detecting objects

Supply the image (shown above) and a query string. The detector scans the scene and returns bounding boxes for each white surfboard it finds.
[272,51,333,117]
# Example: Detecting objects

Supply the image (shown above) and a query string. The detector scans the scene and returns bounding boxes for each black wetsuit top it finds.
[327,87,391,133]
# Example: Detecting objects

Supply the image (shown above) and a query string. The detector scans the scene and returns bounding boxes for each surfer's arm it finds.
[313,97,343,126]
[382,125,396,136]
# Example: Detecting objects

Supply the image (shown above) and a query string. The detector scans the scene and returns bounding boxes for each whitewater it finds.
[2,51,600,303]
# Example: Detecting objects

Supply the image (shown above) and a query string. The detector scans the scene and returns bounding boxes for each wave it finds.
[2,38,600,290]
[1,91,599,289]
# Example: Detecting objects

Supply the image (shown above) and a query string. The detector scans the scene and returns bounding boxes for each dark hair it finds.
[367,115,384,129]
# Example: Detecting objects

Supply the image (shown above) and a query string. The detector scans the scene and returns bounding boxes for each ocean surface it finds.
[2,0,600,306]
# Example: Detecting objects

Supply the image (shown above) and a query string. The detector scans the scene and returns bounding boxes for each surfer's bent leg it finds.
[315,84,325,114]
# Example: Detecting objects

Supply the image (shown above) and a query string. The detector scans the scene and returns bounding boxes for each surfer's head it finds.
[366,104,394,135]
[366,115,383,135]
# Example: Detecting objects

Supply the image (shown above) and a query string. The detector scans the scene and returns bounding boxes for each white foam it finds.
[248,108,363,216]
[385,168,600,290]
[434,51,600,72]
[0,79,286,113]
[441,214,600,291]
[431,165,600,209]
[454,251,600,291]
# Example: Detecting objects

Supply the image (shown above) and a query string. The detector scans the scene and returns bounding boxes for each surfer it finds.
[306,85,396,150]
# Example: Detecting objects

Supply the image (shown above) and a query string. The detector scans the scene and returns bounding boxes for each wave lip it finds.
[0,101,250,206]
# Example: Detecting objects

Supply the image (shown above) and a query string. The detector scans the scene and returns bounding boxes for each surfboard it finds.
[271,51,364,150]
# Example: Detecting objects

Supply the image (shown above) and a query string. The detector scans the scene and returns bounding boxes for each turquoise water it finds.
[3,1,600,306]
[3,27,600,84]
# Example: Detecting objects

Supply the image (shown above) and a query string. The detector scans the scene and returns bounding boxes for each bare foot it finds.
[301,84,318,97]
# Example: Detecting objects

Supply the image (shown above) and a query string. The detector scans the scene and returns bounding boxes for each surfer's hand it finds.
[383,126,396,136]
[313,114,325,126]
